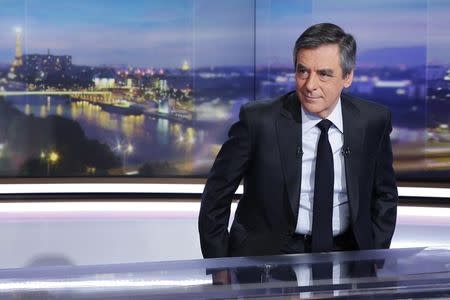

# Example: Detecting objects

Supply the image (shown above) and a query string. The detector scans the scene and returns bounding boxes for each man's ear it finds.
[344,70,354,88]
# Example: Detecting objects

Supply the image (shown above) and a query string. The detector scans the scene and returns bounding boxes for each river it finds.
[3,94,230,176]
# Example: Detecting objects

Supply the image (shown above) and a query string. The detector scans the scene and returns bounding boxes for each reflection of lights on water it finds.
[121,118,132,137]
[71,101,112,129]
[24,104,31,115]
[56,104,63,116]
[121,115,145,137]
[173,126,197,152]
[157,119,169,145]
[71,103,80,119]
[186,127,196,144]
[84,102,99,122]
[40,105,47,118]
[170,123,182,136]
[70,102,146,136]
[98,111,116,131]
[47,96,51,108]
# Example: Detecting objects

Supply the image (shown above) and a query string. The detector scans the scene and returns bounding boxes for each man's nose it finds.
[304,73,318,91]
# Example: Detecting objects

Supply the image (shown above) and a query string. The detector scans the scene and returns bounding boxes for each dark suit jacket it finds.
[199,91,398,258]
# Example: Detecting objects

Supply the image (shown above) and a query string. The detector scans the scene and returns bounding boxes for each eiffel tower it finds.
[8,27,23,79]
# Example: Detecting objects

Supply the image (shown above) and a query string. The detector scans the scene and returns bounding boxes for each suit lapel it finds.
[276,93,302,219]
[342,94,364,223]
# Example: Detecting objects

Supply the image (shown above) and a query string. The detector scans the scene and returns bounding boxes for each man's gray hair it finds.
[293,23,356,77]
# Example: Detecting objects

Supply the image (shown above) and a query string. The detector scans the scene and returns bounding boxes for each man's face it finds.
[295,44,353,118]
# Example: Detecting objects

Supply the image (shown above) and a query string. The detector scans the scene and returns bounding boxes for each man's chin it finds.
[300,102,327,117]
[300,100,321,111]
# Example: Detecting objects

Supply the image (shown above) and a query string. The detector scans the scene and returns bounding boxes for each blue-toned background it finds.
[0,0,448,181]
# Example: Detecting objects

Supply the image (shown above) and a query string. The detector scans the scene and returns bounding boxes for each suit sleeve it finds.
[371,110,398,249]
[198,106,252,258]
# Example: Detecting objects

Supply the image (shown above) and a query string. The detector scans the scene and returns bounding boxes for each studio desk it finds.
[0,247,449,299]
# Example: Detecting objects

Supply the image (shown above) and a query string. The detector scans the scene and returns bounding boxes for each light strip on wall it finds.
[0,278,212,291]
[0,183,208,194]
[398,205,450,217]
[0,201,207,213]
[0,202,447,218]
[0,184,449,198]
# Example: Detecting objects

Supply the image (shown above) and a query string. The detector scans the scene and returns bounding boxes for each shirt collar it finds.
[301,97,344,134]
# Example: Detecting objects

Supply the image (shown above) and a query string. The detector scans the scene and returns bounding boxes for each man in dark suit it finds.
[199,23,398,259]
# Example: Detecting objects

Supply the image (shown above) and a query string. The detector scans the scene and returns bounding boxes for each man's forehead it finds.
[297,61,335,69]
[296,61,339,72]
[296,46,341,70]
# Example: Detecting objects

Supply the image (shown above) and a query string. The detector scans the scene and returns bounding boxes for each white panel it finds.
[0,184,449,198]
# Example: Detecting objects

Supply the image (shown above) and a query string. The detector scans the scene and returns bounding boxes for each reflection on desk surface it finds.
[0,247,449,299]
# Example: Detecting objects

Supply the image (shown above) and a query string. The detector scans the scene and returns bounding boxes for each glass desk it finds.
[0,247,449,299]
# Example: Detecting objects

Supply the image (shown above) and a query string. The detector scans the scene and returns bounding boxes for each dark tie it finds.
[311,119,334,252]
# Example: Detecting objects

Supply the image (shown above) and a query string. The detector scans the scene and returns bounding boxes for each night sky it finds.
[0,0,448,68]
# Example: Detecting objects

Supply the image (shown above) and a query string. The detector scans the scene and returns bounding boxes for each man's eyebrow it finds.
[318,68,335,75]
[296,63,309,70]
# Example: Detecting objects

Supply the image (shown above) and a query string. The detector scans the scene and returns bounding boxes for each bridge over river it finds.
[0,90,113,104]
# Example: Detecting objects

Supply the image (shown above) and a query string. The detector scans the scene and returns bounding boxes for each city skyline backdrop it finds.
[1,0,449,68]
[0,0,448,180]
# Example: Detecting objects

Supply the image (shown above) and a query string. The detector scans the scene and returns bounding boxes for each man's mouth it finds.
[302,94,321,100]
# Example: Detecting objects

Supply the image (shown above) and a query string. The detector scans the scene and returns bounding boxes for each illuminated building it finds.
[8,27,23,79]
[91,69,117,89]
[11,27,23,69]
[444,70,450,81]
[93,77,116,89]
[181,60,190,72]
[373,80,416,100]
[158,98,169,114]
[22,52,72,74]
[127,78,133,88]
[155,79,168,92]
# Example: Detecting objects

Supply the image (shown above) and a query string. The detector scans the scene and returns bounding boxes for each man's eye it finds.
[319,72,332,78]
[297,69,308,76]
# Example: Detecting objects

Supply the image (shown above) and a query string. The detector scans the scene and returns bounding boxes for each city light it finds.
[0,24,196,183]
[126,144,134,153]
[40,150,60,175]
[181,60,190,71]
[49,151,59,164]
[0,4,448,180]
[114,141,135,174]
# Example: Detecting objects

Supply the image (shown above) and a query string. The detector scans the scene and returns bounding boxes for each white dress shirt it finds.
[295,98,350,236]
[293,262,347,298]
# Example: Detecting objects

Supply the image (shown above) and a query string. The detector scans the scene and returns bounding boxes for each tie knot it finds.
[317,119,333,133]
